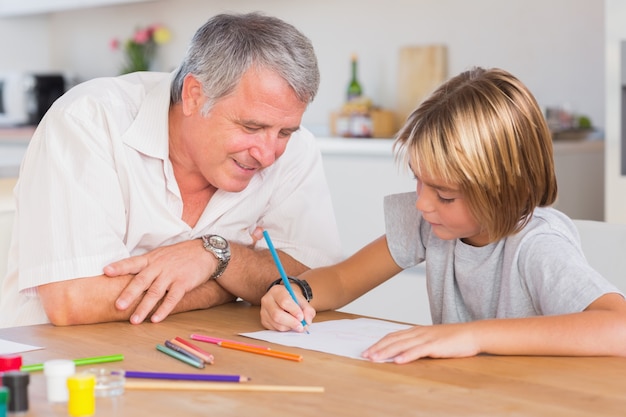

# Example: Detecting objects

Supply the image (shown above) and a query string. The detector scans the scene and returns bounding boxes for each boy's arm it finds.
[475,293,626,356]
[363,293,626,363]
[261,236,404,332]
[306,236,403,311]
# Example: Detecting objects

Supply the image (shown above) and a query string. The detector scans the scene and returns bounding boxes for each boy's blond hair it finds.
[394,67,557,241]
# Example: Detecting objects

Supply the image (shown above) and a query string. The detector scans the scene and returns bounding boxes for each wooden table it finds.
[1,302,625,416]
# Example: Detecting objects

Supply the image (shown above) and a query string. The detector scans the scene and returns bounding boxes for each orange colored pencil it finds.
[218,341,302,362]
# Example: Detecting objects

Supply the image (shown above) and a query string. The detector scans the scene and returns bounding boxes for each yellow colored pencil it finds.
[125,380,323,393]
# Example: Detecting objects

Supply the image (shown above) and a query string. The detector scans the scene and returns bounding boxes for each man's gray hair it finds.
[171,12,320,114]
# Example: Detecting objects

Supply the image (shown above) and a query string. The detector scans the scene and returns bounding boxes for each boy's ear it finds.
[181,74,205,115]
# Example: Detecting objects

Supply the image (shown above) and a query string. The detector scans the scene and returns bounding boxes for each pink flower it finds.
[133,28,151,44]
[111,23,171,74]
[109,38,120,51]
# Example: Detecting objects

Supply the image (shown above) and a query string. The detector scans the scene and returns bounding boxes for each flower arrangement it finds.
[110,24,171,74]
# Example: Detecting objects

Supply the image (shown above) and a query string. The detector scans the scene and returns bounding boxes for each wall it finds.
[0,0,605,137]
[0,17,50,71]
[605,0,626,224]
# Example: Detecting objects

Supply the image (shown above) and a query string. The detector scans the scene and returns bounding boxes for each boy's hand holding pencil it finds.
[261,283,316,333]
[261,230,316,333]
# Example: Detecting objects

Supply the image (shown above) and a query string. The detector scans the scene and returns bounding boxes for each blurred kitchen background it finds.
[2,0,626,324]
[0,0,605,136]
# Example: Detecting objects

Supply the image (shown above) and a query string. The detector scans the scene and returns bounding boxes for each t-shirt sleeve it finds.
[518,231,623,315]
[383,192,426,269]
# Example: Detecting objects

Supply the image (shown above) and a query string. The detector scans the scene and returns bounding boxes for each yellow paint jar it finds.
[67,373,95,416]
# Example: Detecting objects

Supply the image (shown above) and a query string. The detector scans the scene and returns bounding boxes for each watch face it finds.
[209,235,228,250]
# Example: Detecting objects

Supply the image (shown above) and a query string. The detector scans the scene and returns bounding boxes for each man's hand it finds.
[103,239,213,324]
[248,226,264,248]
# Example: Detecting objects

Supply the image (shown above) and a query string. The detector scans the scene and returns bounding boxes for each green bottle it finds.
[347,54,362,102]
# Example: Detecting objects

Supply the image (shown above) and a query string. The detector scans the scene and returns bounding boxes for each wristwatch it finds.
[267,276,313,302]
[201,234,231,280]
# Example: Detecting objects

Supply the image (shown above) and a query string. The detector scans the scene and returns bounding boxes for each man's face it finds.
[179,67,308,192]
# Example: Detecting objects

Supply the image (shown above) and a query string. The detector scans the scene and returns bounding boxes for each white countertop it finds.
[316,136,604,156]
[316,137,395,156]
[0,131,606,178]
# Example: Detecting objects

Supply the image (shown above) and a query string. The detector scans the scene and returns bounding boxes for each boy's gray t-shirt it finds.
[384,192,622,325]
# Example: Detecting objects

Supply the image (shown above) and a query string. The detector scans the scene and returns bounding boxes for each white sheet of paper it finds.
[240,318,411,360]
[0,338,43,355]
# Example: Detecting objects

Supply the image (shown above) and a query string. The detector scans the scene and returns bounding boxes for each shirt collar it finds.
[121,72,174,161]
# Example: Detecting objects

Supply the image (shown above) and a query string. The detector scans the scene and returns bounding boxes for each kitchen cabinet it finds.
[0,128,33,178]
[0,0,154,17]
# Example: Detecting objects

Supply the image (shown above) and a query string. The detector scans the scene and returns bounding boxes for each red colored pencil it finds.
[190,334,269,350]
[170,337,215,364]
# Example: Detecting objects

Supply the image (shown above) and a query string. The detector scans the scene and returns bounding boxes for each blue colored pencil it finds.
[156,344,204,369]
[262,230,309,332]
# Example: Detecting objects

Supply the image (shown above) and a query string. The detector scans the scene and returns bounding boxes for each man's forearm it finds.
[171,279,237,313]
[217,243,309,304]
[37,239,308,326]
[39,275,137,326]
[39,274,236,326]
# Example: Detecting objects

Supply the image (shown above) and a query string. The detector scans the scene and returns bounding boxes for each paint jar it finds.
[67,373,95,417]
[0,386,8,417]
[0,355,22,373]
[0,355,22,388]
[43,359,76,402]
[86,368,125,397]
[1,371,29,413]
[0,355,22,387]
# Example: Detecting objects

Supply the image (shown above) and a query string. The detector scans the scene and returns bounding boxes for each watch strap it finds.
[267,276,313,302]
[209,258,228,280]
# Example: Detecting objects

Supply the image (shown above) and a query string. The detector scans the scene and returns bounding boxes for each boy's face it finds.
[413,172,490,247]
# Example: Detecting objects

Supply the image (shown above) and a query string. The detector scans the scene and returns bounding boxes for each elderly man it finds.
[0,12,341,327]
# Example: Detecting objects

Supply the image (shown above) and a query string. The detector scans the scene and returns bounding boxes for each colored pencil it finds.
[164,340,206,365]
[190,334,268,350]
[218,341,302,362]
[156,344,204,369]
[20,354,124,372]
[170,337,214,364]
[262,230,309,332]
[125,371,249,382]
[125,380,323,393]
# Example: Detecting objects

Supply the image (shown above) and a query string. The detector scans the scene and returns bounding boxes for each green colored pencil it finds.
[20,354,124,372]
[156,344,205,369]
